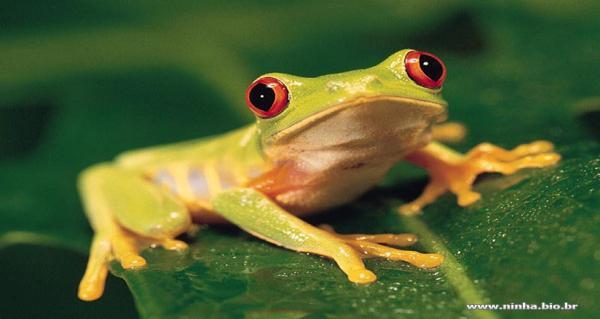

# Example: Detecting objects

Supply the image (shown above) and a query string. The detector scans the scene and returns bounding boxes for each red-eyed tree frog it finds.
[77,49,560,301]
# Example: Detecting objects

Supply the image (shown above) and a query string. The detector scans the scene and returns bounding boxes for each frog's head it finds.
[246,49,449,158]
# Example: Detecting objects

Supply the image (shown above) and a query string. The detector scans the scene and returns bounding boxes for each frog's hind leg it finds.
[212,188,443,284]
[399,141,560,215]
[77,164,191,301]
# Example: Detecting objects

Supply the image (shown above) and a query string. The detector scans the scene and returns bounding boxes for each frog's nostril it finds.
[368,76,383,86]
[363,76,384,90]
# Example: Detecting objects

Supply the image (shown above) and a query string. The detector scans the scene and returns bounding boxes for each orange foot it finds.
[399,140,560,215]
[319,225,443,270]
[78,229,187,301]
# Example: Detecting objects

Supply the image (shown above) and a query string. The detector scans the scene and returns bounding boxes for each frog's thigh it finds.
[81,164,191,238]
[78,164,191,301]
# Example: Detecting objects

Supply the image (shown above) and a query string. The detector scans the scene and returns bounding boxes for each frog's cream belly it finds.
[274,160,394,214]
[271,133,430,214]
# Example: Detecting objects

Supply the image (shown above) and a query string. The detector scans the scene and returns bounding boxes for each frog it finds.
[77,49,560,301]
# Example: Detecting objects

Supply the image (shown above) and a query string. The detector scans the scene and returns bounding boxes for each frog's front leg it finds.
[77,164,191,301]
[212,188,443,284]
[399,141,561,215]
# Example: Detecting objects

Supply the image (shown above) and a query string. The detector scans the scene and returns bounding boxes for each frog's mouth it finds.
[269,95,447,150]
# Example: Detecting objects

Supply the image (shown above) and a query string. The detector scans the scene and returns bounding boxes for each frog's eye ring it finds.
[245,77,289,118]
[404,51,446,89]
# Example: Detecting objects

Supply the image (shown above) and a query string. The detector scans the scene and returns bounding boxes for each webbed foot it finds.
[319,225,444,270]
[78,229,187,301]
[399,140,560,215]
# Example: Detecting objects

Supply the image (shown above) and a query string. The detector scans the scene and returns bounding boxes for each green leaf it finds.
[0,1,598,319]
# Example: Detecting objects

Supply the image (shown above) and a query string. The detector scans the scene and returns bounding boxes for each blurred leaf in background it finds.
[0,1,598,318]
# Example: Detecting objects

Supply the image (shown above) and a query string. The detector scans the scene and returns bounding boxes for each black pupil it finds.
[249,83,275,111]
[419,55,443,81]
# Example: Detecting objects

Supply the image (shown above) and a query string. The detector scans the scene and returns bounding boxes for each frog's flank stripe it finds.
[401,215,499,319]
[154,164,243,204]
[188,168,210,199]
[217,165,236,190]
[153,170,178,194]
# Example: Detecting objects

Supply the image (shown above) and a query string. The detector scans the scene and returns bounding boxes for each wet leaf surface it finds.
[0,1,598,318]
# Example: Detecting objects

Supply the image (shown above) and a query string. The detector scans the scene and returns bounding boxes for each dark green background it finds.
[0,1,598,318]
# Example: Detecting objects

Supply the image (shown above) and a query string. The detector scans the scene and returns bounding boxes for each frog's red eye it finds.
[245,77,289,118]
[404,51,446,89]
